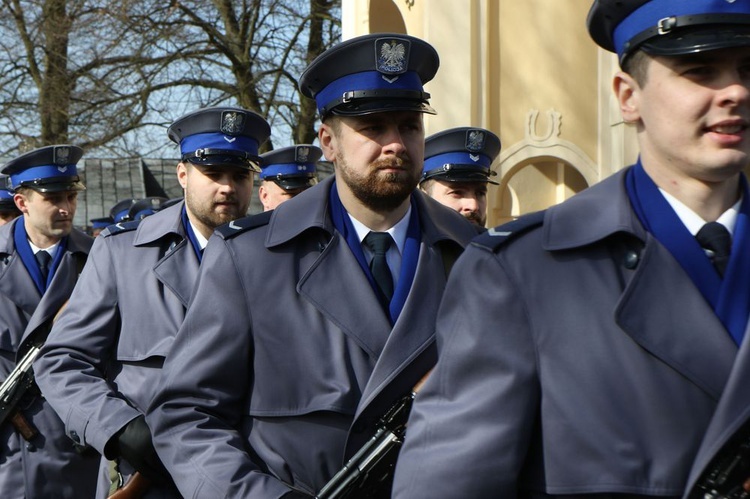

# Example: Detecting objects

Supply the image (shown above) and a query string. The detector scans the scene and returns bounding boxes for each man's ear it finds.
[319,123,337,162]
[258,183,270,211]
[613,71,641,125]
[13,192,29,214]
[176,162,189,189]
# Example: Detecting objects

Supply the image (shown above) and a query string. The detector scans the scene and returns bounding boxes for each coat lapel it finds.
[356,240,445,413]
[615,235,737,400]
[152,240,198,308]
[298,233,392,358]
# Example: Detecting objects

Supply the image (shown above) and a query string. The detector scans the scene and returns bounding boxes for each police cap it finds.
[259,145,322,191]
[421,127,501,185]
[588,0,750,64]
[109,198,138,223]
[1,145,85,193]
[0,175,17,212]
[168,107,271,172]
[90,216,114,229]
[299,33,439,119]
[127,196,169,221]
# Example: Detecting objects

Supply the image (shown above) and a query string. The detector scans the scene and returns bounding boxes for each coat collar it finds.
[132,201,186,246]
[543,168,648,251]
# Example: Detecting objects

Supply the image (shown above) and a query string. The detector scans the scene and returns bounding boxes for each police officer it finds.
[34,107,270,499]
[0,175,21,226]
[258,144,321,211]
[392,1,750,497]
[419,127,501,228]
[146,33,477,498]
[0,145,98,498]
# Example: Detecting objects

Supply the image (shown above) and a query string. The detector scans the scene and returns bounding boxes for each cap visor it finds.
[28,181,86,193]
[329,99,436,117]
[424,172,498,185]
[641,27,750,57]
[275,177,316,190]
[186,156,261,172]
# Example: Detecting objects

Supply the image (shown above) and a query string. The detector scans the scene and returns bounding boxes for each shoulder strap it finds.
[216,210,273,240]
[473,210,546,253]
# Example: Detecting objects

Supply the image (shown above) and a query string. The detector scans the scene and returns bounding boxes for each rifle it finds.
[315,373,430,499]
[0,343,42,440]
[690,422,750,499]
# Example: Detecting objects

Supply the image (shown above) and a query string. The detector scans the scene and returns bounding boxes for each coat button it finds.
[26,442,36,452]
[69,430,80,443]
[623,250,639,269]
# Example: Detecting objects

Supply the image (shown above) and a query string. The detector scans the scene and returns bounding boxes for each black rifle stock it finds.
[315,372,430,499]
[0,344,41,439]
[691,422,750,499]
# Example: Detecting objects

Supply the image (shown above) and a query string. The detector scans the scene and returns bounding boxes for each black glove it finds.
[109,415,173,486]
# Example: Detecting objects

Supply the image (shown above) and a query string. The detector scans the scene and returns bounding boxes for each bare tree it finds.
[0,0,340,156]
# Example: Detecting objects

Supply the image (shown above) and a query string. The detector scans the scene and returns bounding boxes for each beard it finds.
[336,154,421,212]
[463,211,486,228]
[185,193,245,230]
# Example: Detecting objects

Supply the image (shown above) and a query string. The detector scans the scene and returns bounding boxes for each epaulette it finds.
[216,210,273,240]
[472,210,546,252]
[101,220,140,237]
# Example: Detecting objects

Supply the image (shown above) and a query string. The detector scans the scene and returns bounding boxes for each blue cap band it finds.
[315,70,423,114]
[180,132,260,156]
[0,189,13,201]
[113,209,130,223]
[131,209,156,220]
[613,0,750,59]
[91,220,111,229]
[423,151,492,174]
[260,162,317,179]
[10,164,79,189]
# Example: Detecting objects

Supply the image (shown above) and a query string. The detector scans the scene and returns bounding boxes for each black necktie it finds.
[364,231,394,302]
[696,222,732,277]
[35,250,52,282]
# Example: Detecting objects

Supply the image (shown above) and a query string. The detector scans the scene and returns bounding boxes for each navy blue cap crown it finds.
[422,127,501,185]
[299,33,439,118]
[260,145,322,190]
[588,0,750,64]
[168,107,271,172]
[1,145,85,193]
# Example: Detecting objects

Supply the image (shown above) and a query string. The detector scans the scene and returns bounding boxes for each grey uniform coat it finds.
[392,167,745,498]
[35,202,196,498]
[0,217,98,498]
[146,176,477,499]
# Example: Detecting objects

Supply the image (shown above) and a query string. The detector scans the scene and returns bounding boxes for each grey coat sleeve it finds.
[392,244,540,498]
[34,236,141,454]
[146,237,296,499]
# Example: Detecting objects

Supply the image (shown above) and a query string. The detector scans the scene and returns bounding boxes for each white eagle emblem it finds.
[297,146,310,163]
[378,41,407,74]
[466,130,485,152]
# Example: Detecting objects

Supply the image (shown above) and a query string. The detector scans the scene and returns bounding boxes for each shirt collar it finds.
[28,239,60,257]
[659,187,741,236]
[188,220,209,249]
[347,203,412,255]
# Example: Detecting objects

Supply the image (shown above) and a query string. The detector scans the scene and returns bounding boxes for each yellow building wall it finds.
[341,0,638,226]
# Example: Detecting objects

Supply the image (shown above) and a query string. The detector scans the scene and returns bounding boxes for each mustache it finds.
[371,157,412,170]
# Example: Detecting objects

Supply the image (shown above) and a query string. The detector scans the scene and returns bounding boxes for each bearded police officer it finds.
[393,1,750,497]
[146,33,477,498]
[0,145,98,498]
[419,127,501,228]
[34,107,270,498]
[258,144,321,211]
